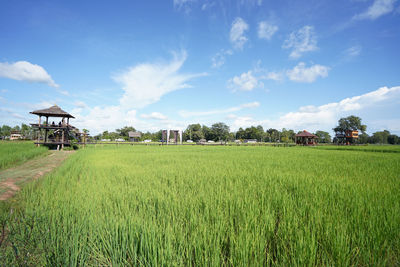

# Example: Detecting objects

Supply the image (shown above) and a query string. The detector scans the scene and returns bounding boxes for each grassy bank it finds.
[0,141,48,171]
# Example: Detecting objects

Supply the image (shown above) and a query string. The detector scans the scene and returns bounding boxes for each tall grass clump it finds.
[1,145,399,265]
[0,141,48,170]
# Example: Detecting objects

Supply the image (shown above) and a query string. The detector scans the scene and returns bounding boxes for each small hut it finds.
[30,105,78,149]
[128,131,141,142]
[295,130,318,146]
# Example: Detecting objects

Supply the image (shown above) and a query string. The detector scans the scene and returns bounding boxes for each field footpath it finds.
[0,150,74,200]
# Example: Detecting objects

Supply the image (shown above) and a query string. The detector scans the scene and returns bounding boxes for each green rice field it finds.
[0,141,48,170]
[1,145,400,266]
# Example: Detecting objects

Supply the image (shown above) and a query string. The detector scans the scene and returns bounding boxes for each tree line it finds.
[1,115,399,144]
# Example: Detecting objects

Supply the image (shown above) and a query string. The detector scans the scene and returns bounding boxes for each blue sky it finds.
[0,0,399,135]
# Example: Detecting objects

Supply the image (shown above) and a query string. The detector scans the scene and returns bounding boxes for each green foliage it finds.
[388,134,399,144]
[333,115,367,133]
[280,128,295,143]
[183,124,204,142]
[371,130,390,144]
[116,126,136,138]
[0,125,12,138]
[211,122,230,141]
[236,126,266,141]
[2,146,399,265]
[0,142,48,170]
[315,130,331,143]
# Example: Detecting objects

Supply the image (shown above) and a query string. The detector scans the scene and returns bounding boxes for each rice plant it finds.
[1,145,399,266]
[0,141,48,170]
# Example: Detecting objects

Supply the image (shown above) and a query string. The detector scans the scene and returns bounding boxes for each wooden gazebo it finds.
[30,105,78,149]
[295,130,318,146]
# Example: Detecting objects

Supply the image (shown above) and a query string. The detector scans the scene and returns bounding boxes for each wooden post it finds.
[37,128,41,147]
[45,116,49,143]
[61,129,64,150]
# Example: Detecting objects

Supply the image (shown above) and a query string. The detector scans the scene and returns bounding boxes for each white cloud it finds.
[230,17,249,49]
[228,63,284,91]
[263,71,284,81]
[276,86,400,131]
[65,51,206,134]
[113,51,206,109]
[240,101,260,108]
[228,71,264,91]
[354,0,397,20]
[72,106,138,135]
[286,62,329,83]
[58,89,69,96]
[282,26,318,59]
[211,49,233,68]
[173,0,195,10]
[0,107,26,120]
[0,61,59,87]
[74,100,87,109]
[258,21,278,40]
[179,101,260,118]
[345,45,362,57]
[239,0,263,6]
[228,86,400,133]
[201,1,215,10]
[141,112,168,120]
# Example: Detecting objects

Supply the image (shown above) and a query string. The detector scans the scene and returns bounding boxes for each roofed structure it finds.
[30,105,83,149]
[128,131,141,142]
[30,105,75,118]
[295,130,318,146]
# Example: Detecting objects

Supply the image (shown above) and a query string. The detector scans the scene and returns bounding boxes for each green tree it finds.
[1,125,12,138]
[358,133,369,144]
[236,128,245,140]
[280,128,295,143]
[21,123,32,139]
[184,124,203,142]
[116,126,136,137]
[266,128,280,142]
[371,130,390,144]
[202,125,213,141]
[388,134,399,145]
[315,130,331,143]
[333,115,367,134]
[211,122,230,141]
[102,131,110,139]
[153,130,163,142]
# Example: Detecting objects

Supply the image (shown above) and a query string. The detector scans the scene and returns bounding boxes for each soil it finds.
[0,151,74,201]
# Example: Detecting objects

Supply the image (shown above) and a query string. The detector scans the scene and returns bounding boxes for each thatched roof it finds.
[30,105,75,118]
[296,130,318,138]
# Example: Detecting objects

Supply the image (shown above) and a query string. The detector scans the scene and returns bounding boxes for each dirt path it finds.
[0,151,74,200]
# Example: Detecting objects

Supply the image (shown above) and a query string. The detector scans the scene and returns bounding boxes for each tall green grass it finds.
[0,141,48,170]
[1,146,399,265]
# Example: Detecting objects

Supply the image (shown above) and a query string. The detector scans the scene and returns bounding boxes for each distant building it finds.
[101,139,111,142]
[143,139,152,143]
[207,140,215,143]
[295,130,318,146]
[244,139,257,143]
[186,140,193,143]
[128,131,141,142]
[10,131,22,140]
[115,138,125,142]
